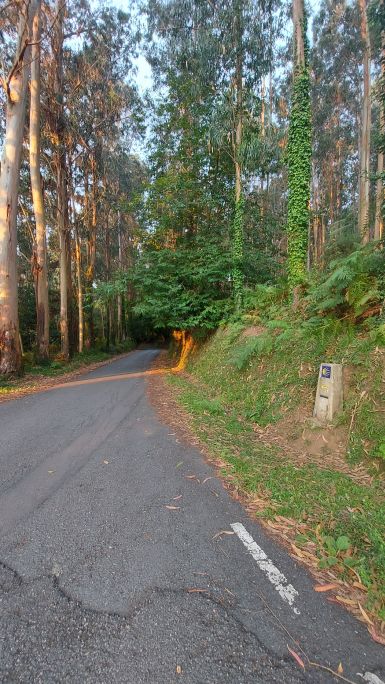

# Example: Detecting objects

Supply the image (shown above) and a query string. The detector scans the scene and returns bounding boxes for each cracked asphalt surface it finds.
[0,348,384,683]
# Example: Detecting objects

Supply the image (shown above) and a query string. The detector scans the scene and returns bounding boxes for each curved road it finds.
[0,349,383,683]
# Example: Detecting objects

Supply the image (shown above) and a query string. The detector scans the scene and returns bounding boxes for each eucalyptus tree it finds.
[358,0,372,243]
[29,0,49,361]
[369,0,385,239]
[65,5,141,347]
[0,0,36,374]
[145,0,279,314]
[311,0,362,255]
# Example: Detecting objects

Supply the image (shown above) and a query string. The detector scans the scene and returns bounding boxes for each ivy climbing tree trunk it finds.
[0,1,35,375]
[232,0,244,310]
[358,0,371,243]
[287,0,311,300]
[30,0,49,361]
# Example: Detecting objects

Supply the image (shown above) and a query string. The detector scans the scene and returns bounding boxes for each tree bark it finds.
[232,0,244,309]
[358,0,371,243]
[30,0,49,361]
[69,173,83,353]
[117,214,122,342]
[0,1,34,375]
[52,0,70,359]
[85,152,97,348]
[374,5,384,241]
[293,0,305,66]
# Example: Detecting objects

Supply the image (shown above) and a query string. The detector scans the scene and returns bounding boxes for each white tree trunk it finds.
[0,2,34,375]
[374,8,384,241]
[30,0,49,360]
[293,0,305,67]
[358,0,371,243]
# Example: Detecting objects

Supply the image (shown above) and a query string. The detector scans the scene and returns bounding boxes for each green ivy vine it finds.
[232,195,245,309]
[287,11,312,290]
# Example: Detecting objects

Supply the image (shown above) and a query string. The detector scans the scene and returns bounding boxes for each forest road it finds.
[0,348,384,684]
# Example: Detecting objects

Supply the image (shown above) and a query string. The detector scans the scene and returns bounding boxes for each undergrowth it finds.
[167,276,385,621]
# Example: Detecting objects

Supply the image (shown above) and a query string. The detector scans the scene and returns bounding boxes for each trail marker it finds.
[313,363,343,424]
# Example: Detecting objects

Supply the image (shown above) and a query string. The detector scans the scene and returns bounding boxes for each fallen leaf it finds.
[173,495,183,500]
[314,583,339,593]
[176,665,182,674]
[202,477,213,484]
[212,530,235,540]
[358,603,374,626]
[165,505,180,510]
[287,645,305,670]
[337,662,343,674]
[291,544,304,558]
[368,627,385,645]
[353,581,368,592]
[185,475,197,479]
[334,595,357,606]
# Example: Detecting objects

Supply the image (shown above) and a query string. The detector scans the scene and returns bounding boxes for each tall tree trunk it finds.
[30,0,49,361]
[374,5,384,241]
[287,0,311,298]
[70,175,83,353]
[358,0,371,243]
[232,0,244,310]
[117,214,122,342]
[85,153,97,348]
[0,1,34,375]
[52,0,70,359]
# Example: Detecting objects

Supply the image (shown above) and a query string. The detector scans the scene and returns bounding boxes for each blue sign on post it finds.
[321,364,331,379]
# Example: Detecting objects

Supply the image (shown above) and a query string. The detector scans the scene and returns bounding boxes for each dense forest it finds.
[0,0,384,375]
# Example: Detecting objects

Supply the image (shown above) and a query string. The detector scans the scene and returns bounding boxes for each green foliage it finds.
[309,243,385,318]
[232,197,245,309]
[229,333,273,370]
[132,237,232,331]
[287,8,312,289]
[318,535,352,569]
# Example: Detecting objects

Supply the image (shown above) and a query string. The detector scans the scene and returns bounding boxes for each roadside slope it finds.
[155,320,385,636]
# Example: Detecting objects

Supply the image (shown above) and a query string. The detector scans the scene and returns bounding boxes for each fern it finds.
[309,243,385,319]
[229,334,273,370]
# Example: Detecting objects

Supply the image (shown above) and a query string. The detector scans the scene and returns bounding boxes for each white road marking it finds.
[230,522,300,615]
[361,674,385,684]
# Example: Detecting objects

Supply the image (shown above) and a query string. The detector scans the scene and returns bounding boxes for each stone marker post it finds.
[313,363,343,424]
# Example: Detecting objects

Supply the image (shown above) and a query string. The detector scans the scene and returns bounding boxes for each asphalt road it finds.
[0,349,384,684]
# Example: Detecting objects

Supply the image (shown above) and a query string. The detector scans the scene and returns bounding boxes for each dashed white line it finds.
[230,522,300,615]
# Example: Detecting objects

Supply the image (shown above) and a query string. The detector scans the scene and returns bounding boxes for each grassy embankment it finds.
[166,289,385,631]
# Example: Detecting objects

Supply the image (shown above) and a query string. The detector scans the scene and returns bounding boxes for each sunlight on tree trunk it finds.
[0,1,35,375]
[30,0,49,362]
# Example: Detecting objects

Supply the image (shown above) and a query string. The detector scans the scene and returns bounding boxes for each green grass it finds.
[0,341,135,395]
[168,320,385,620]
